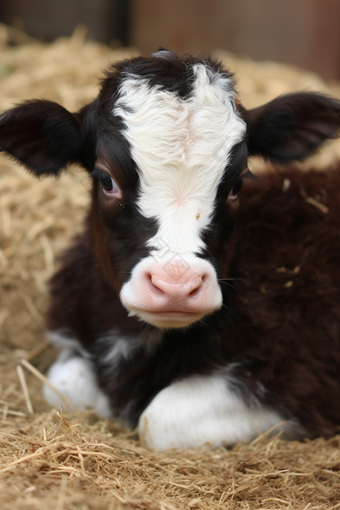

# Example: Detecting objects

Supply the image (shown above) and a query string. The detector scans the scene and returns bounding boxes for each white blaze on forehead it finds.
[114,63,246,254]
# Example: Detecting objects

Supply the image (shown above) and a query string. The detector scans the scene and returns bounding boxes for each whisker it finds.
[219,281,238,291]
[222,303,233,315]
[141,321,153,334]
[218,277,244,282]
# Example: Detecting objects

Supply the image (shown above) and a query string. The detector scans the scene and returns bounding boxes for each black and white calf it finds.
[2,50,340,450]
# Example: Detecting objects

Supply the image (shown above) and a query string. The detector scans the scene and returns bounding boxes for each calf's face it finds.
[2,52,340,329]
[92,56,247,328]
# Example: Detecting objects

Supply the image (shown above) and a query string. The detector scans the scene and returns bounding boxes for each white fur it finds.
[97,328,163,365]
[102,337,135,365]
[46,330,90,358]
[44,329,163,416]
[43,348,113,417]
[114,63,246,256]
[138,375,286,450]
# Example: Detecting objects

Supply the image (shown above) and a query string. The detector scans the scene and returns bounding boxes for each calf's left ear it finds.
[242,93,340,163]
[0,99,84,176]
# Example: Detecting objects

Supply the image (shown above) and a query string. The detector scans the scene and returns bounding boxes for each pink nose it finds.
[149,273,204,301]
[120,255,223,327]
[138,262,213,314]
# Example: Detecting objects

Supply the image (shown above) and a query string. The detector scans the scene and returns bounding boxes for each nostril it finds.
[189,286,201,298]
[188,275,205,298]
[148,274,165,296]
[144,271,208,300]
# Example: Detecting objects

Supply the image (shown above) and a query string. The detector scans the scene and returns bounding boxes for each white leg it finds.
[138,375,286,450]
[43,349,113,418]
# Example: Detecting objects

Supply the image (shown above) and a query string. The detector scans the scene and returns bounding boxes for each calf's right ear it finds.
[0,99,85,177]
[242,93,340,163]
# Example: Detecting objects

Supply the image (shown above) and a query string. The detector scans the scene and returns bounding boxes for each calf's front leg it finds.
[138,375,286,450]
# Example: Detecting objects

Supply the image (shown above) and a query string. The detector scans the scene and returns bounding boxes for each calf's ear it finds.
[242,93,340,163]
[0,99,84,176]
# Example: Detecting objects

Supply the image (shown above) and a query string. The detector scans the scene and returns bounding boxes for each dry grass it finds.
[1,409,340,509]
[1,23,340,510]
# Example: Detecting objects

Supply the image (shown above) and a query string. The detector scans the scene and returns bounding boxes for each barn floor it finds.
[0,24,340,510]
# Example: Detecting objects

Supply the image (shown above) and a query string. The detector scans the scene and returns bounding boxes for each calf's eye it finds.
[91,168,122,199]
[232,177,243,195]
[228,177,243,200]
[101,174,121,198]
[100,173,115,192]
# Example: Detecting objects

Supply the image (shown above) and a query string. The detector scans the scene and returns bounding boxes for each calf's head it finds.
[1,51,340,329]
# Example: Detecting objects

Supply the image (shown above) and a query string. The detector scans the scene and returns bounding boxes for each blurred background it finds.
[1,0,340,81]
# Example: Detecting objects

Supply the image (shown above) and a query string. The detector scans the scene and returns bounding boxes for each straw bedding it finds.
[0,24,340,509]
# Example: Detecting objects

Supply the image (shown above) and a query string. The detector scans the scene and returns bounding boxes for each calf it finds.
[1,50,340,450]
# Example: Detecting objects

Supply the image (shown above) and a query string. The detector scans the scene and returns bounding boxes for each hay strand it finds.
[305,196,330,213]
[20,359,78,412]
[16,365,33,414]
